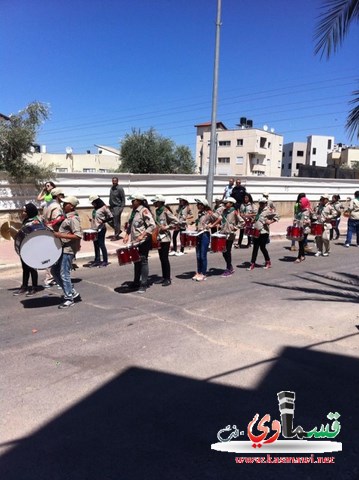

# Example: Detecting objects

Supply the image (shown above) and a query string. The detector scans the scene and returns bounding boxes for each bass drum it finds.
[14,221,62,269]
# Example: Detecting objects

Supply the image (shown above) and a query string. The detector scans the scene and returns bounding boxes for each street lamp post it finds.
[206,0,222,205]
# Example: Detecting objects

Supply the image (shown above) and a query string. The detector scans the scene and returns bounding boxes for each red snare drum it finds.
[286,226,304,241]
[244,225,260,238]
[181,231,198,248]
[330,219,337,227]
[310,223,324,236]
[116,244,141,266]
[83,229,98,241]
[211,233,227,253]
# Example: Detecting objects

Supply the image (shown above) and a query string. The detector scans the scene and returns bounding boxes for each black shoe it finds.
[154,278,164,284]
[13,287,28,296]
[137,285,147,294]
[162,279,172,287]
[89,261,100,268]
[126,282,140,290]
[26,287,38,297]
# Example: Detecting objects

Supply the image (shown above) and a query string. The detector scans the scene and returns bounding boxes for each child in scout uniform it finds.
[218,197,244,277]
[170,196,193,256]
[247,197,279,271]
[123,193,156,294]
[151,195,179,286]
[193,198,220,282]
[51,196,82,309]
[13,203,41,297]
[88,195,113,268]
[312,194,336,257]
[293,196,312,263]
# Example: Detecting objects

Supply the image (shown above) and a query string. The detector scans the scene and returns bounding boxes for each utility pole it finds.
[206,0,222,204]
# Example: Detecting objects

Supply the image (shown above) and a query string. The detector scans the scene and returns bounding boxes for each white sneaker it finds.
[344,244,350,248]
[169,251,177,256]
[322,252,329,257]
[315,251,322,257]
[175,251,184,256]
[196,274,207,282]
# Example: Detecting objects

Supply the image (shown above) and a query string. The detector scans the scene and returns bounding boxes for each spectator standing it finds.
[231,179,246,209]
[222,178,235,201]
[109,177,125,241]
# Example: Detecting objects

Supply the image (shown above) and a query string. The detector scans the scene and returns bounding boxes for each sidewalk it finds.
[0,218,294,271]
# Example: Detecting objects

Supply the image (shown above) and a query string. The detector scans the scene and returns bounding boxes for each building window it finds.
[328,139,332,150]
[297,150,304,157]
[281,164,284,169]
[289,150,292,157]
[99,169,111,173]
[312,148,317,155]
[260,137,267,148]
[288,163,292,169]
[283,152,285,157]
[312,161,316,166]
[237,139,243,146]
[268,142,271,148]
[218,157,230,164]
[236,156,244,164]
[296,163,302,169]
[56,168,68,173]
[219,140,231,147]
[83,168,96,173]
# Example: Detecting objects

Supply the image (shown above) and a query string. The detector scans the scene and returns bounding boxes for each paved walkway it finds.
[0,217,313,270]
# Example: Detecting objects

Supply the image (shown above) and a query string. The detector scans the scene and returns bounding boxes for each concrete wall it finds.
[1,172,358,219]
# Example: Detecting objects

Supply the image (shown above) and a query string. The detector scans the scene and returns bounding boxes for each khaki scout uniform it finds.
[196,210,219,232]
[43,201,64,230]
[312,202,336,254]
[90,205,113,231]
[176,205,193,229]
[219,208,245,240]
[253,206,280,234]
[59,211,82,255]
[129,205,156,241]
[155,208,179,243]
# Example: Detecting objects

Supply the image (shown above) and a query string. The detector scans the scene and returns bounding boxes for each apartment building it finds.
[327,144,359,168]
[306,135,334,167]
[195,120,283,177]
[25,145,120,173]
[281,142,307,177]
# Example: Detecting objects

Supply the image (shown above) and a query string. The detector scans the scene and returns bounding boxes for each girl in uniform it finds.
[293,196,312,263]
[123,194,156,293]
[193,198,219,282]
[218,197,244,277]
[247,197,279,271]
[152,195,179,286]
[170,196,193,256]
[88,195,113,268]
[236,193,255,248]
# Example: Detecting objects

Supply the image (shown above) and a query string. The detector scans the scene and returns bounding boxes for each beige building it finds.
[26,145,120,173]
[327,144,359,168]
[281,142,307,177]
[195,121,283,177]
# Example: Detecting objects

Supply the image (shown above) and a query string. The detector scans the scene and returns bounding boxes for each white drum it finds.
[15,222,62,269]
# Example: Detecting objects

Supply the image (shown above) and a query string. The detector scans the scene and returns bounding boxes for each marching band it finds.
[5,181,357,308]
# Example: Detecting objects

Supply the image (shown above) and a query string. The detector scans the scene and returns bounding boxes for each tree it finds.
[119,128,195,174]
[314,0,359,140]
[0,101,53,181]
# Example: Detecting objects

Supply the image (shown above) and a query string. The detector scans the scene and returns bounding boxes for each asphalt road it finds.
[0,239,358,479]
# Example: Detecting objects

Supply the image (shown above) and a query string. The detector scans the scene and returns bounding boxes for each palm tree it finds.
[314,0,359,140]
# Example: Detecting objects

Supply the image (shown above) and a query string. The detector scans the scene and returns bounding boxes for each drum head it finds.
[20,229,62,269]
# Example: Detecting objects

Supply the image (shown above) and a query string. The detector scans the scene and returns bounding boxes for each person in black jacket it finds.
[231,179,247,209]
[109,177,125,240]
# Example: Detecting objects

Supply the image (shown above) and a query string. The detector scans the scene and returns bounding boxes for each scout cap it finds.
[128,193,146,201]
[51,187,64,197]
[151,195,166,203]
[320,194,330,200]
[89,194,99,202]
[194,198,209,207]
[258,197,268,203]
[177,196,189,202]
[62,196,79,207]
[225,197,236,204]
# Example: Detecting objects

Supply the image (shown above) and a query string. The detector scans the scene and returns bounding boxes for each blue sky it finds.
[1,0,358,155]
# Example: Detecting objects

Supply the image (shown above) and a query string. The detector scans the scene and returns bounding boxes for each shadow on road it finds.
[0,344,357,479]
